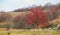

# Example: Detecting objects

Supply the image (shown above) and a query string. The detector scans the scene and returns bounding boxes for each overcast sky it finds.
[0,0,60,11]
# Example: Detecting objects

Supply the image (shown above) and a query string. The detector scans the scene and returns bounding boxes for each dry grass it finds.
[0,12,60,35]
[0,29,60,35]
[0,28,7,31]
[50,17,60,25]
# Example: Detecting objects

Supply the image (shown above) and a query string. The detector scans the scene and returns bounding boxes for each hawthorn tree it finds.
[24,6,49,28]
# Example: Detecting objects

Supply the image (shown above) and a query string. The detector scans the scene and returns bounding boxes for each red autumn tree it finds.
[24,6,49,28]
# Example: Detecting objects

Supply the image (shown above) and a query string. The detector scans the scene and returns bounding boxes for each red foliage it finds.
[24,7,49,28]
[24,12,35,25]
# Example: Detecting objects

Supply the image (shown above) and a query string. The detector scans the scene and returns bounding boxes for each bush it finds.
[0,12,12,22]
[0,13,6,22]
[13,13,26,29]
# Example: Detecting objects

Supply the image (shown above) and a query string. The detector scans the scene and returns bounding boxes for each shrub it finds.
[47,5,59,21]
[0,12,12,22]
[13,13,26,29]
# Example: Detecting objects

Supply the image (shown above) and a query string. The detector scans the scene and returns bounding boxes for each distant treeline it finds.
[12,3,60,12]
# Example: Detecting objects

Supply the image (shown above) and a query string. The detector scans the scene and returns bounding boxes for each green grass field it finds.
[0,29,60,35]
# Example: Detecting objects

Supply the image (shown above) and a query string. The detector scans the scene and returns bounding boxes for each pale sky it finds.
[0,0,60,11]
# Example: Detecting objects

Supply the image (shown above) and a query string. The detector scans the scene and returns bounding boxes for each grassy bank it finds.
[0,29,60,35]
